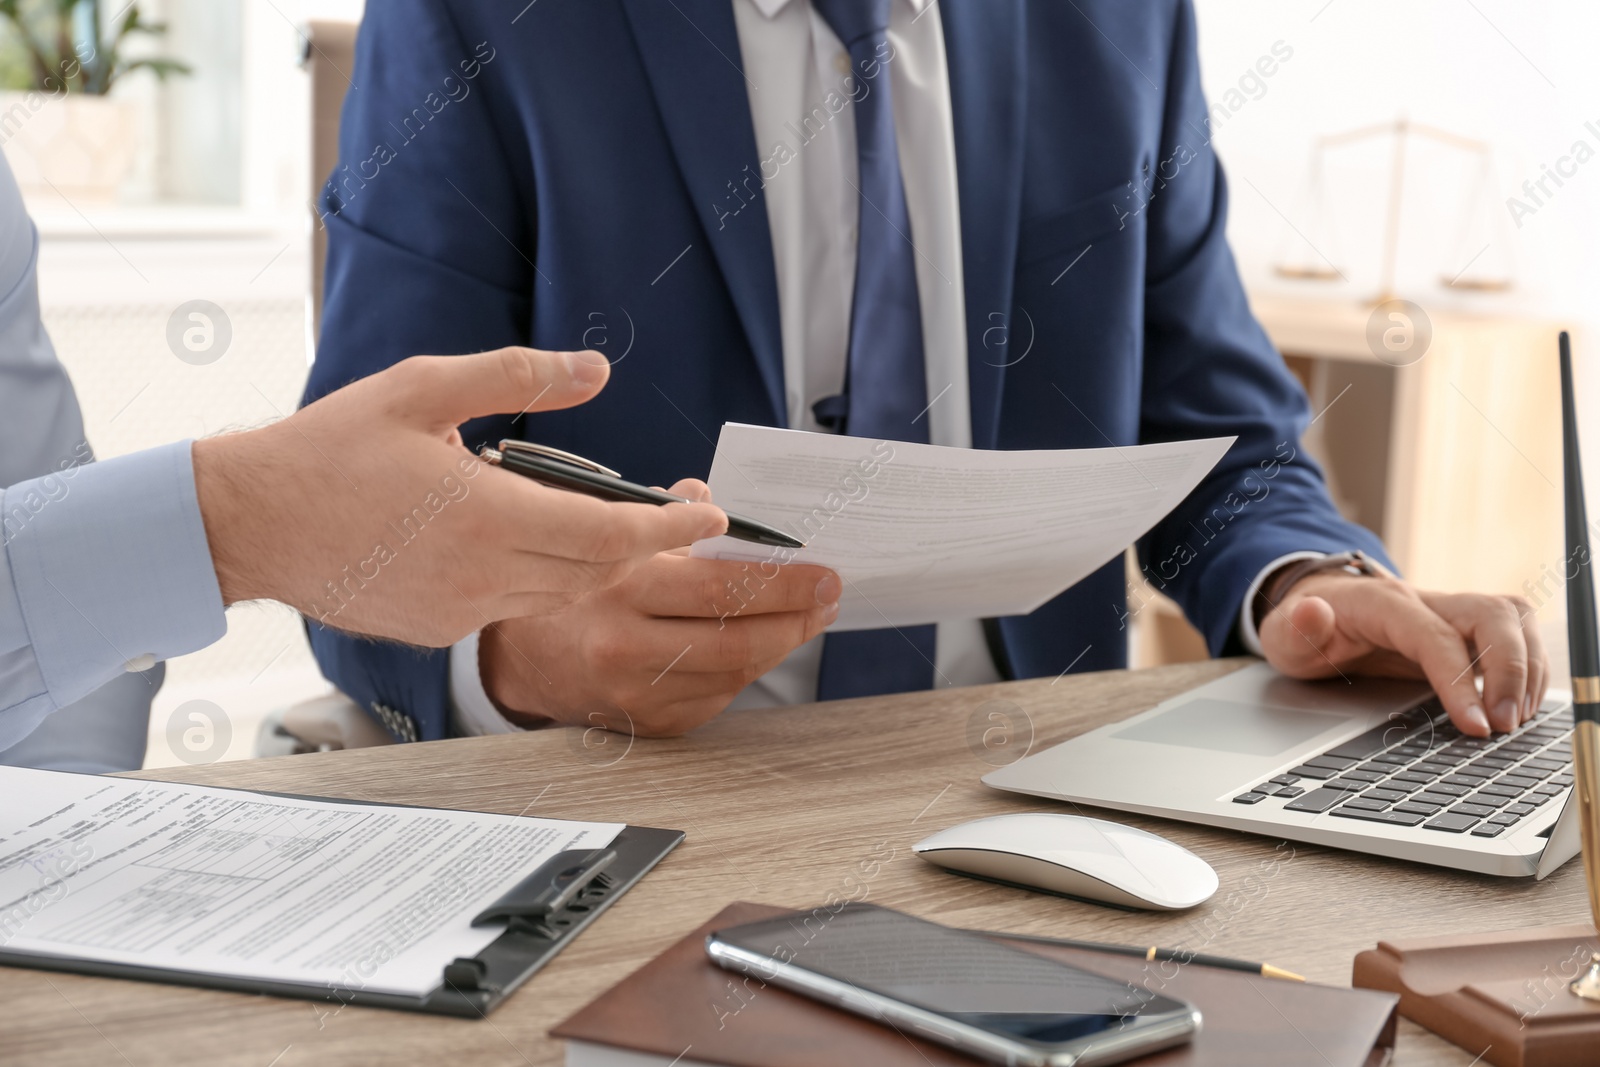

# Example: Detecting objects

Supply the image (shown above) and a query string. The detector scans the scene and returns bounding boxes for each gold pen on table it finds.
[968,928,1306,982]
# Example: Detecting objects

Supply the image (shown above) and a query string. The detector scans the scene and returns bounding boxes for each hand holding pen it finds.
[480,440,803,549]
[472,441,836,740]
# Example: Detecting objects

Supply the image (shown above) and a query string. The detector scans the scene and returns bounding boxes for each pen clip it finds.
[497,439,622,479]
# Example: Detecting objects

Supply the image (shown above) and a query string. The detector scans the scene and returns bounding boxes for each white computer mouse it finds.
[913,812,1218,911]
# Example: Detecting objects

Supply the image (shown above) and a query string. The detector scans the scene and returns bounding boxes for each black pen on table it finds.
[970,928,1306,982]
[479,439,805,550]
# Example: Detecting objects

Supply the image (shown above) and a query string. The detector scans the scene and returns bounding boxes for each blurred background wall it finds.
[10,0,1593,765]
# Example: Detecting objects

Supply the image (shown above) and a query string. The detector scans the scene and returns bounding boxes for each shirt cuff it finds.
[1237,551,1325,657]
[449,629,525,736]
[3,440,225,714]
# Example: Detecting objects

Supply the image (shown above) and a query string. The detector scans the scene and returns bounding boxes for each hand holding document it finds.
[690,425,1235,630]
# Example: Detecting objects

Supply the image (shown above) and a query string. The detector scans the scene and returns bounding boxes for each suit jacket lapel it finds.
[620,0,787,426]
[940,0,1027,450]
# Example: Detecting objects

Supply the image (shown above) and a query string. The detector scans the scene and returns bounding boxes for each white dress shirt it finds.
[450,0,1294,733]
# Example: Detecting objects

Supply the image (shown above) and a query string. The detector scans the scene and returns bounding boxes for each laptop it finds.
[985,329,1600,883]
[988,330,1597,880]
[983,662,1579,878]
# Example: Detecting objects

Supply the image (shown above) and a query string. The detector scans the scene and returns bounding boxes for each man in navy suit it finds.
[306,0,1545,745]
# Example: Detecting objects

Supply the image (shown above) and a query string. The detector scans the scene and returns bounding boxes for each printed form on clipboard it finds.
[0,767,651,1007]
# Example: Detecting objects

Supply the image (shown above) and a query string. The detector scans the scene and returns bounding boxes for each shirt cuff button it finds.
[123,654,157,672]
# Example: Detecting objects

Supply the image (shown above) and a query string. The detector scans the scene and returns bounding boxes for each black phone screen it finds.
[712,903,1192,1045]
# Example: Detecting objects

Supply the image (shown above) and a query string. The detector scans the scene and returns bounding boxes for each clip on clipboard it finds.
[425,825,685,1016]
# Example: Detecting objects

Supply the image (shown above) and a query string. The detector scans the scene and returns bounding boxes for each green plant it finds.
[0,0,190,95]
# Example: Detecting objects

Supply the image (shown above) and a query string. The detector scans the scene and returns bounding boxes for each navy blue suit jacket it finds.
[304,0,1390,742]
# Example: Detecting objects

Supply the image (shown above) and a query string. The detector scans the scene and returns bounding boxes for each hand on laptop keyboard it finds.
[1256,568,1547,738]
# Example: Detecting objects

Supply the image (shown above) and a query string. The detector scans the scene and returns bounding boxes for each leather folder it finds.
[552,901,1400,1066]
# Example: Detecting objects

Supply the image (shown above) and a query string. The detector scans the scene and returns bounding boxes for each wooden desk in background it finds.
[2,660,1587,1065]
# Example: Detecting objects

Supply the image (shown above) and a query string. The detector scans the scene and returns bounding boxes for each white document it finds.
[0,767,621,997]
[691,424,1235,630]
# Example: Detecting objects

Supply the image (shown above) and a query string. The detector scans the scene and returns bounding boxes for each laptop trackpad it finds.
[1113,699,1349,757]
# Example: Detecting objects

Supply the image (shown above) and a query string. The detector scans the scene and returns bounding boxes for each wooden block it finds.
[1353,924,1600,1067]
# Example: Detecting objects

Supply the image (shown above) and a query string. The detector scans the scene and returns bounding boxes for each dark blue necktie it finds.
[809,0,936,701]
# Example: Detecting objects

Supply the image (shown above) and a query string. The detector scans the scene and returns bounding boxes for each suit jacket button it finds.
[371,702,404,739]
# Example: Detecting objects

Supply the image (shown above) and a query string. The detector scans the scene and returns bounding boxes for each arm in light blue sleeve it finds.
[0,441,226,749]
[0,147,226,759]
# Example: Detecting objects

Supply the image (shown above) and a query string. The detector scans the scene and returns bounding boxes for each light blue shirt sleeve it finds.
[0,146,225,753]
[0,443,227,751]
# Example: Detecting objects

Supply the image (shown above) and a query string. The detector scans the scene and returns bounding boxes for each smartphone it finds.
[706,903,1199,1067]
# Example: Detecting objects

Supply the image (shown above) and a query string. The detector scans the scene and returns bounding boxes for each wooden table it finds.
[3,660,1587,1065]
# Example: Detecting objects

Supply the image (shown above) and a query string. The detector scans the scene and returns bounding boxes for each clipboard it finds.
[0,811,682,1019]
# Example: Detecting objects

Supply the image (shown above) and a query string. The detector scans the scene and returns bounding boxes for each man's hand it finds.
[192,348,727,647]
[1258,569,1548,738]
[480,494,841,738]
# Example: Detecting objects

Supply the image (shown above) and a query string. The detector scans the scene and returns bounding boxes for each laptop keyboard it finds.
[1231,700,1574,838]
